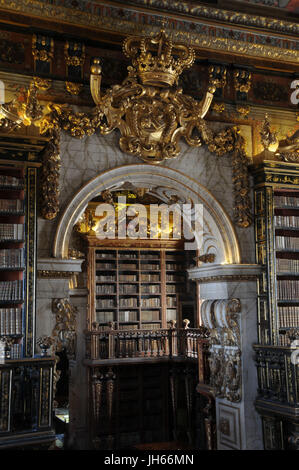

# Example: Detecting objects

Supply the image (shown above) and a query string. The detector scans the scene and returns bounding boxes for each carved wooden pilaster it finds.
[91,371,104,426]
[105,367,116,450]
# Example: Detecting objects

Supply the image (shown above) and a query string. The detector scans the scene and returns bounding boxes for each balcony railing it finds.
[85,323,210,362]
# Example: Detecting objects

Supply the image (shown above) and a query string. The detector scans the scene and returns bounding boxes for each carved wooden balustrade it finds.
[85,325,210,363]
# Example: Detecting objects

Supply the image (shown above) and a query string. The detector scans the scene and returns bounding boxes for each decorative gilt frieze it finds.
[65,82,83,95]
[37,270,76,279]
[33,77,52,91]
[201,298,242,402]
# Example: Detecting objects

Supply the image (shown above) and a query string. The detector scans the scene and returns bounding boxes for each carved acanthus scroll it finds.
[201,298,242,402]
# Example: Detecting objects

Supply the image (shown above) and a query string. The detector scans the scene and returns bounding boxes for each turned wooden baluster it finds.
[169,320,177,357]
[183,319,190,357]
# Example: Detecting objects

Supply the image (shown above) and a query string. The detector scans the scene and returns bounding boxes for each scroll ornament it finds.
[51,297,77,359]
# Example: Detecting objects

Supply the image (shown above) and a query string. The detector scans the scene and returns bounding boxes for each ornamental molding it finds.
[1,0,299,55]
[194,274,259,284]
[37,270,77,279]
[188,263,262,283]
[1,27,253,228]
[201,298,242,402]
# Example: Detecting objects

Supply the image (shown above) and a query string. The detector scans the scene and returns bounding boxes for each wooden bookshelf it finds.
[273,189,299,346]
[87,239,188,330]
[0,166,25,358]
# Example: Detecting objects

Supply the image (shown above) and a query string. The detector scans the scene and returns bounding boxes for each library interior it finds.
[0,0,298,452]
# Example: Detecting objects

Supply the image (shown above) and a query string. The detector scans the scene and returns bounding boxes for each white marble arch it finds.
[53,164,240,263]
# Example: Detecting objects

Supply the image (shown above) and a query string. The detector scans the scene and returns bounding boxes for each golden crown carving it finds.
[122,27,195,87]
[90,26,218,163]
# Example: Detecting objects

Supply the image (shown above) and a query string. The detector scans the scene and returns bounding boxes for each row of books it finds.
[118,263,138,270]
[166,285,180,293]
[120,274,137,282]
[119,324,138,330]
[166,309,177,321]
[96,252,115,259]
[0,248,24,268]
[278,306,298,328]
[140,264,160,270]
[142,322,160,329]
[0,224,23,240]
[96,285,115,294]
[141,297,160,307]
[141,285,160,294]
[0,199,23,213]
[275,215,299,229]
[276,258,299,273]
[96,299,115,308]
[119,311,137,322]
[120,297,138,308]
[277,280,299,300]
[141,310,160,321]
[96,311,114,322]
[166,297,177,307]
[118,253,138,259]
[96,275,115,282]
[274,195,299,208]
[96,263,115,270]
[141,274,160,282]
[0,308,22,335]
[0,342,22,359]
[119,284,138,294]
[166,263,183,270]
[0,175,23,187]
[0,281,23,301]
[166,274,184,282]
[140,254,159,260]
[279,334,291,347]
[10,344,21,359]
[275,236,299,251]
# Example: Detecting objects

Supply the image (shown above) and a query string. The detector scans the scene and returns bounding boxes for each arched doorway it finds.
[51,164,241,449]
